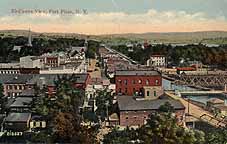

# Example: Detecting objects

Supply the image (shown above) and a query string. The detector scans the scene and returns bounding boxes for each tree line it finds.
[0,36,100,62]
[111,44,227,68]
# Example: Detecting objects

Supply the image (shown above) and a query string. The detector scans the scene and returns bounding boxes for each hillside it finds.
[98,31,227,44]
[1,30,227,44]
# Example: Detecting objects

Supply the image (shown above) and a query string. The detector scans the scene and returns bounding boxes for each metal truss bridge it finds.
[171,74,227,89]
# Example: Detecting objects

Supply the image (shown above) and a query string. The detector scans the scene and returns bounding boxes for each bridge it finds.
[167,74,227,89]
[166,92,227,127]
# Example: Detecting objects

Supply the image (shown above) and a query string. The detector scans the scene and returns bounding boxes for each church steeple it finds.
[28,28,33,47]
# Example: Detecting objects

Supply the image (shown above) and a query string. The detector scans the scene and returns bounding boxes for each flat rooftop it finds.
[115,70,161,76]
[117,96,185,111]
[5,113,31,122]
[10,97,33,108]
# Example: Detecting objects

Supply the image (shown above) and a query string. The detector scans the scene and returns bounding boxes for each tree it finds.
[103,127,139,144]
[31,74,98,143]
[103,109,205,144]
[158,102,175,113]
[205,127,227,144]
[0,83,6,112]
[95,89,114,121]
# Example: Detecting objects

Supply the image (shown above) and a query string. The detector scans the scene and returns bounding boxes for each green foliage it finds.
[103,112,205,144]
[95,89,114,121]
[158,102,175,113]
[83,110,99,123]
[103,127,139,144]
[31,75,98,143]
[205,127,227,144]
[0,37,87,62]
[0,83,6,112]
[0,83,4,98]
[111,44,227,67]
[86,40,100,58]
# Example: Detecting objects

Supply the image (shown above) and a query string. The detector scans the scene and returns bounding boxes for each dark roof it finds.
[0,73,88,86]
[10,97,33,108]
[20,89,35,97]
[117,96,185,111]
[115,70,161,76]
[0,75,14,83]
[5,113,31,122]
[0,74,34,84]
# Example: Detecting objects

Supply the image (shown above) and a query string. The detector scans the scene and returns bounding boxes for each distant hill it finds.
[0,29,86,39]
[1,30,227,44]
[98,31,227,44]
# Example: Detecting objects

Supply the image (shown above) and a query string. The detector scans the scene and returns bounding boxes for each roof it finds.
[151,55,166,57]
[177,67,196,71]
[109,113,119,121]
[71,46,87,52]
[0,73,88,86]
[3,74,34,84]
[207,98,224,104]
[214,105,227,111]
[10,97,33,108]
[5,113,31,122]
[20,89,35,97]
[115,70,161,76]
[117,96,185,111]
[88,77,103,85]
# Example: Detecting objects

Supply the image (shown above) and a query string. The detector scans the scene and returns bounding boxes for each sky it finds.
[0,0,227,34]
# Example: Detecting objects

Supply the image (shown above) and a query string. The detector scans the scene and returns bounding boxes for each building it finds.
[20,56,43,68]
[147,55,166,67]
[214,105,227,116]
[0,73,90,97]
[9,97,33,112]
[4,113,31,132]
[2,75,35,97]
[30,115,47,130]
[207,98,225,109]
[117,96,185,127]
[115,70,162,96]
[0,68,40,74]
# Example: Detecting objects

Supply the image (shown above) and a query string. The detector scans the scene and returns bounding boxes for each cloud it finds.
[0,9,226,34]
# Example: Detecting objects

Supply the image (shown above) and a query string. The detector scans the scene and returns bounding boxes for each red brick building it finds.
[44,57,59,68]
[115,70,162,96]
[117,96,185,127]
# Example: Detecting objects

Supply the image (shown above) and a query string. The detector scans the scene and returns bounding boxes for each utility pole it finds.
[188,96,190,115]
[106,101,109,122]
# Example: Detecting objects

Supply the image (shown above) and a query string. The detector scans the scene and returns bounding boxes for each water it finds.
[162,78,196,91]
[162,78,227,105]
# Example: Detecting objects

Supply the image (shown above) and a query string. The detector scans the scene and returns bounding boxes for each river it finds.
[162,78,227,105]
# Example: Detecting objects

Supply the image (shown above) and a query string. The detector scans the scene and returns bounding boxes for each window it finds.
[8,85,12,90]
[132,80,136,84]
[119,88,122,93]
[147,91,150,96]
[126,117,128,120]
[133,88,136,92]
[146,79,149,85]
[155,79,159,85]
[125,88,128,94]
[138,79,142,84]
[118,80,122,84]
[154,91,157,97]
[124,80,128,85]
